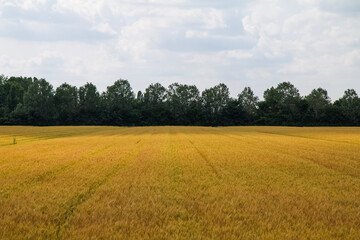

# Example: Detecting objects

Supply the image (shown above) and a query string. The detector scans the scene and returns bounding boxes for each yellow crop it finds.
[0,126,359,239]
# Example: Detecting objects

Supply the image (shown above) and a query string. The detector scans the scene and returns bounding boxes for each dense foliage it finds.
[0,75,359,126]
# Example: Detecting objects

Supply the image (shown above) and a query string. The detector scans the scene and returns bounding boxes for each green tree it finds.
[136,91,144,102]
[6,82,24,112]
[1,76,33,124]
[0,75,7,120]
[55,83,78,124]
[144,83,167,104]
[0,75,359,126]
[7,76,32,92]
[142,83,169,125]
[201,83,230,125]
[2,76,32,114]
[78,82,100,125]
[222,98,246,126]
[259,82,304,125]
[334,89,360,125]
[10,103,28,124]
[131,91,144,125]
[238,87,259,123]
[103,79,135,125]
[305,88,331,122]
[167,83,200,125]
[23,78,55,125]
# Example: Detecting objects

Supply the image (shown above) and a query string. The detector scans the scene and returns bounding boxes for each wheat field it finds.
[0,126,359,239]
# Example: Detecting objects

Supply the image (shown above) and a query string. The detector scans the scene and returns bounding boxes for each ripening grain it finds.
[0,126,359,239]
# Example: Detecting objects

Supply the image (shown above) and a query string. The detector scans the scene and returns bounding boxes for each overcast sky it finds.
[0,0,359,99]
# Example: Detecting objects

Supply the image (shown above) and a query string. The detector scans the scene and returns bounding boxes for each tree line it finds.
[0,75,359,126]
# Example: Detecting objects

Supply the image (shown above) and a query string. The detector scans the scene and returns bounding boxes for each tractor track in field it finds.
[213,128,359,163]
[55,132,154,239]
[0,129,141,199]
[212,130,360,179]
[255,130,360,146]
[55,161,128,239]
[182,135,222,180]
[0,143,119,199]
[0,128,135,165]
[182,127,360,180]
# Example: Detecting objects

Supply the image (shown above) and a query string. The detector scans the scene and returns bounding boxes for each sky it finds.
[0,0,359,100]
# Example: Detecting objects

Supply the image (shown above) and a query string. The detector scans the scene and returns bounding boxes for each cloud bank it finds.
[1,0,359,99]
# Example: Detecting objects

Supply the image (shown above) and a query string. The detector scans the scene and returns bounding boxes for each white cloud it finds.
[92,23,117,35]
[1,0,47,11]
[0,0,359,99]
[185,30,209,38]
[220,50,253,59]
[52,0,105,22]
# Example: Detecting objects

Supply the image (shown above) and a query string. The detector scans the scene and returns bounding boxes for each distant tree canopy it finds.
[0,75,359,126]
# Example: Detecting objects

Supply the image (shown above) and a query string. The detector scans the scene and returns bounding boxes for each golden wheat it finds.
[0,126,359,239]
